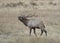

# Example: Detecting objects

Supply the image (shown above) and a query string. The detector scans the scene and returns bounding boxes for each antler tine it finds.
[20,14,26,17]
[20,14,38,18]
[26,14,38,17]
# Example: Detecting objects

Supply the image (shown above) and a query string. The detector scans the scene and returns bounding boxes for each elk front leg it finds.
[29,28,32,36]
[33,28,37,36]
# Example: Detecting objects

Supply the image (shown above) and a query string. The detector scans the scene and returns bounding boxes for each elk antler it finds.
[26,14,38,17]
[20,14,38,18]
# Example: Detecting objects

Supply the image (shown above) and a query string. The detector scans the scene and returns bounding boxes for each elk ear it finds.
[18,16,21,20]
[18,16,20,20]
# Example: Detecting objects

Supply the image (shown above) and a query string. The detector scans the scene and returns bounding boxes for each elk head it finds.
[18,14,38,22]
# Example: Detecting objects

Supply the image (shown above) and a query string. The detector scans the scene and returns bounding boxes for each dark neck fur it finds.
[21,18,29,26]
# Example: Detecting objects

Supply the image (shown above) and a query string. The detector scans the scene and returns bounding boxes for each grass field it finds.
[0,0,60,43]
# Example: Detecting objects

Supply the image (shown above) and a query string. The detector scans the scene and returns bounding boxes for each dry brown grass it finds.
[0,0,60,43]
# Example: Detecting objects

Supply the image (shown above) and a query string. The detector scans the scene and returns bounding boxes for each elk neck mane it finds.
[21,18,29,26]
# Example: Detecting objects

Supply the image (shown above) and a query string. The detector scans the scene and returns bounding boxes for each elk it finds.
[18,15,47,36]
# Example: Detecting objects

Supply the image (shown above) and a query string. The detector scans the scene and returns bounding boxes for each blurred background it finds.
[0,0,60,43]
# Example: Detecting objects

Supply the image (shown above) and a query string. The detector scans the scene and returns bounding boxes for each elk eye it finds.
[20,17,23,19]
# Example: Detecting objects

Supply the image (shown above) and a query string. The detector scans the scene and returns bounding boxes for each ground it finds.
[0,0,60,43]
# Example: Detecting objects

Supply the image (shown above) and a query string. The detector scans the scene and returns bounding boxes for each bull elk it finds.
[18,15,47,36]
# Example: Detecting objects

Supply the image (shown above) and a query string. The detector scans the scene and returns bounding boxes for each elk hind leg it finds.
[40,29,43,36]
[41,28,47,36]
